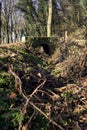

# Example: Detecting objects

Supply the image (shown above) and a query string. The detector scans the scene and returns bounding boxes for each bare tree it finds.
[1,0,25,44]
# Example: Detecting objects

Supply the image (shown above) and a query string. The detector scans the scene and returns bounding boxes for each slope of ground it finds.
[0,34,87,130]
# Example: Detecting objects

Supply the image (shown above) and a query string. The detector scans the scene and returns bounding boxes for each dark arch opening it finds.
[41,43,51,55]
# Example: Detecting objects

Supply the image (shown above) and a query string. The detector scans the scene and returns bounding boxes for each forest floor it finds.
[0,29,87,130]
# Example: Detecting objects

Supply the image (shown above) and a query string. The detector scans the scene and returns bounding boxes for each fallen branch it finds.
[8,64,64,130]
[29,102,64,130]
[8,64,22,95]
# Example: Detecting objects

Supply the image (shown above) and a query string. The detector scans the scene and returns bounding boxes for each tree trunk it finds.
[6,21,10,43]
[47,0,52,37]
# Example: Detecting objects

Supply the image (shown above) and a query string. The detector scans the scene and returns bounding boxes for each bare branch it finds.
[29,102,64,130]
[8,64,64,130]
[27,79,46,100]
[8,64,22,95]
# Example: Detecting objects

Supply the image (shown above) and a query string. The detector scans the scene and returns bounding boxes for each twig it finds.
[26,110,35,127]
[8,64,22,94]
[28,79,46,100]
[29,101,64,130]
[38,90,53,98]
[22,110,36,130]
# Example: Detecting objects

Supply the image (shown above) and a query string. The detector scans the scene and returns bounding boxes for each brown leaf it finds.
[8,92,17,99]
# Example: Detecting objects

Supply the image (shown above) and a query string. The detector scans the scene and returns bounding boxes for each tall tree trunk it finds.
[6,21,10,43]
[11,15,13,43]
[47,0,52,37]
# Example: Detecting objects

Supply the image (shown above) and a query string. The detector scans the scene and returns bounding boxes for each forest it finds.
[0,0,87,130]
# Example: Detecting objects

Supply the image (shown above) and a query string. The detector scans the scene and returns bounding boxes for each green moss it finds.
[0,72,14,88]
[21,51,46,66]
[32,115,48,130]
[0,111,24,130]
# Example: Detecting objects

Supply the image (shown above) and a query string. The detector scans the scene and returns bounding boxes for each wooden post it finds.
[65,30,68,43]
